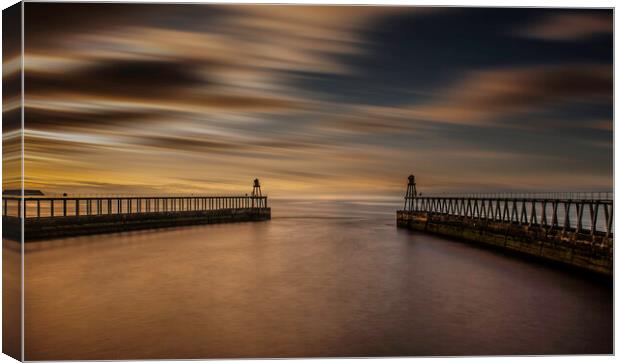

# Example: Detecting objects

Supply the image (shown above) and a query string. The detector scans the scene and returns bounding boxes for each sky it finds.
[3,4,614,198]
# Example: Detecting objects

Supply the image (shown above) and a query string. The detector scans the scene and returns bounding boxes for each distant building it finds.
[2,189,45,196]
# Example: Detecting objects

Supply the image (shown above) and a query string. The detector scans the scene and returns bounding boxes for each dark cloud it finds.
[3,4,22,133]
[133,135,241,153]
[131,134,322,155]
[25,3,147,36]
[2,108,22,133]
[24,107,160,130]
[92,60,207,90]
[24,3,230,50]
[2,3,21,59]
[25,59,209,99]
[3,71,20,99]
[296,8,612,106]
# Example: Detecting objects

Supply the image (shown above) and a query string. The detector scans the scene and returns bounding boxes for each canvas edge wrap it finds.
[2,1,24,361]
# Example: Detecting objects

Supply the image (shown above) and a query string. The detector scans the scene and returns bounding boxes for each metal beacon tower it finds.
[252,178,262,197]
[403,175,417,211]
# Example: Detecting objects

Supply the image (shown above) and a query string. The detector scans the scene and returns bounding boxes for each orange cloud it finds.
[402,65,612,126]
[517,13,612,41]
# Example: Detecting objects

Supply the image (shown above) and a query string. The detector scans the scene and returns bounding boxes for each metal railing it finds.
[424,191,613,200]
[2,195,268,219]
[402,196,613,236]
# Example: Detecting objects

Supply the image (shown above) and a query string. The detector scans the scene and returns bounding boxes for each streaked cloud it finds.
[518,13,612,41]
[313,64,612,135]
[11,4,613,197]
[402,64,612,126]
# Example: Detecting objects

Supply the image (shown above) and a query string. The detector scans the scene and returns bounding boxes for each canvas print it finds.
[2,2,614,360]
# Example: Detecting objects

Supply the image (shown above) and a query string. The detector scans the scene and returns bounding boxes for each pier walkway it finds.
[397,176,613,276]
[3,180,270,241]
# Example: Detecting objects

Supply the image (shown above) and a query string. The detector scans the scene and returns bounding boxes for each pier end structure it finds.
[3,180,271,242]
[397,176,613,276]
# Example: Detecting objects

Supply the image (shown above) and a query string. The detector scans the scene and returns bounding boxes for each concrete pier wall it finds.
[397,210,612,276]
[4,208,271,242]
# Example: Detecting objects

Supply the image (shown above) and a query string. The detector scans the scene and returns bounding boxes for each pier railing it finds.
[2,195,268,219]
[426,191,613,200]
[402,195,613,237]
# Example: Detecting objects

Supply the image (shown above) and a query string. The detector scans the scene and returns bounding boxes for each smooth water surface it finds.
[23,199,612,359]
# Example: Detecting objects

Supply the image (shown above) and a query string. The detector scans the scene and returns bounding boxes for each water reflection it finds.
[24,199,612,359]
[3,240,21,360]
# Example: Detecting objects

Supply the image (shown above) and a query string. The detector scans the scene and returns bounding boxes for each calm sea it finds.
[9,199,613,359]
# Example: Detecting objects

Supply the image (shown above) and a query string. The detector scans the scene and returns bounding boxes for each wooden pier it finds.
[397,176,613,276]
[3,193,270,242]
